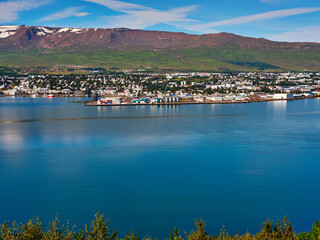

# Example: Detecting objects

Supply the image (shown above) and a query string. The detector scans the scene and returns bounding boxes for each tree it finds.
[169,226,182,240]
[277,216,294,240]
[20,218,43,240]
[311,220,320,240]
[297,231,312,240]
[124,230,140,240]
[84,213,118,240]
[255,216,294,240]
[187,219,211,240]
[43,217,73,240]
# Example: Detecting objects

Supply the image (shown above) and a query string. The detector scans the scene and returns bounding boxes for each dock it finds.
[85,95,318,107]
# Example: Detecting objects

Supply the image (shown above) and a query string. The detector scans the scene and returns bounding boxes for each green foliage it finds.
[225,61,279,70]
[2,47,320,72]
[311,220,320,240]
[0,221,20,240]
[43,217,73,240]
[84,213,117,240]
[211,227,232,240]
[0,214,318,240]
[124,230,140,240]
[297,221,320,240]
[186,219,211,240]
[0,66,17,75]
[169,226,182,240]
[19,218,43,240]
[297,232,312,240]
[255,216,294,240]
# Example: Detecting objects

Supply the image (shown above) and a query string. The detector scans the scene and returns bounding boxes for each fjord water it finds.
[0,97,320,238]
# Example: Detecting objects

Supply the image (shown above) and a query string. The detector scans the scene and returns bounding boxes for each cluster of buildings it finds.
[1,72,320,104]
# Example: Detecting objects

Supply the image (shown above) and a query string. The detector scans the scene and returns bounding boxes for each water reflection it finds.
[0,130,24,150]
[287,111,320,115]
[0,114,247,124]
[1,98,320,238]
[269,100,287,111]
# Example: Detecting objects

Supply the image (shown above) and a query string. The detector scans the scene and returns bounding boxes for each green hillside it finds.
[1,47,320,72]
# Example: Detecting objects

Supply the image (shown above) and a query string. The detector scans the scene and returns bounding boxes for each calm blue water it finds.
[0,97,320,238]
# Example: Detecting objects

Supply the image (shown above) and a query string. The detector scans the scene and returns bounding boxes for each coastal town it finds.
[1,71,320,105]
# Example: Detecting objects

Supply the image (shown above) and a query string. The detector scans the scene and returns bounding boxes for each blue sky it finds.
[0,0,320,42]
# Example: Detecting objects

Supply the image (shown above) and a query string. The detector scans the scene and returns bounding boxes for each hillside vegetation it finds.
[1,47,320,72]
[1,25,320,72]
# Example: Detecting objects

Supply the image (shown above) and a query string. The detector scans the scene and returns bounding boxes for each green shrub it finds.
[0,214,318,240]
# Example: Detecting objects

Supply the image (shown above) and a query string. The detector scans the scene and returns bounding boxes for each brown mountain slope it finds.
[0,25,319,50]
[1,25,320,72]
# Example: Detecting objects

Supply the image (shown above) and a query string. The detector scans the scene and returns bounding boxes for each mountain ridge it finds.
[1,25,319,50]
[1,25,320,72]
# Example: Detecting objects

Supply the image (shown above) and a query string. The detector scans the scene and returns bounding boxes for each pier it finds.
[85,96,318,107]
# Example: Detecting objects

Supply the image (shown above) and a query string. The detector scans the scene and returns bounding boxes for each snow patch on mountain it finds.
[70,28,82,33]
[0,25,19,38]
[58,28,71,33]
[56,28,83,33]
[0,25,19,31]
[38,27,53,34]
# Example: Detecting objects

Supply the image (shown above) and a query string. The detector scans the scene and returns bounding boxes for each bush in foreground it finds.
[0,213,319,240]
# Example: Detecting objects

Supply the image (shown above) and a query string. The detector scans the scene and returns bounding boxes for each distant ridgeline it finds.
[1,25,320,72]
[0,214,319,239]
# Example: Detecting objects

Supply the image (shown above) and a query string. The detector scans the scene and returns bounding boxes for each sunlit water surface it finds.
[0,97,320,238]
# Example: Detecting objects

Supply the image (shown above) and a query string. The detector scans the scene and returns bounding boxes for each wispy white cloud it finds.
[102,7,198,29]
[83,0,150,12]
[40,7,90,21]
[84,0,198,29]
[266,25,320,42]
[82,0,320,35]
[0,0,51,24]
[181,7,320,33]
[259,0,293,5]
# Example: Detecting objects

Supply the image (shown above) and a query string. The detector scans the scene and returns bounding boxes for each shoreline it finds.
[85,95,319,107]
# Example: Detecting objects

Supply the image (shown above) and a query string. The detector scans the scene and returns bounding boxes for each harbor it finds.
[86,95,318,106]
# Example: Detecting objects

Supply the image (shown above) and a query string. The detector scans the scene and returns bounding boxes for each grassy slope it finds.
[1,47,320,72]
